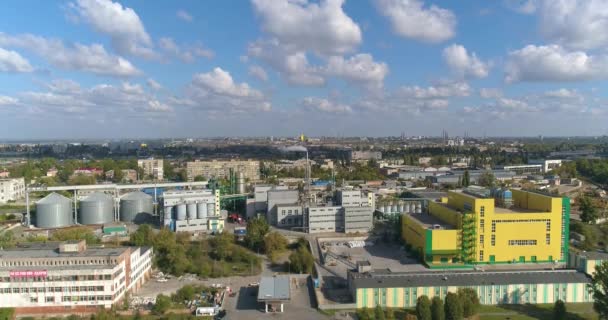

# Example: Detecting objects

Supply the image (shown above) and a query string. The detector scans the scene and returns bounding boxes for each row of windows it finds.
[508,240,537,246]
[0,259,117,267]
[1,274,114,283]
[0,286,104,294]
[61,295,113,302]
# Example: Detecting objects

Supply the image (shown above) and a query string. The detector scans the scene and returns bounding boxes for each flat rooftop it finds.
[409,213,455,230]
[351,270,591,289]
[258,276,291,301]
[494,206,548,214]
[575,251,608,260]
[0,242,135,260]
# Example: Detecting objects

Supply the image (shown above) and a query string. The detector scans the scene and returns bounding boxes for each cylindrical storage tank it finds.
[405,203,411,213]
[164,206,174,220]
[392,204,398,213]
[207,203,215,216]
[163,217,171,227]
[416,203,422,214]
[36,193,73,228]
[399,204,405,213]
[119,191,153,224]
[176,204,187,220]
[197,202,208,219]
[237,172,246,194]
[187,203,197,220]
[79,192,114,225]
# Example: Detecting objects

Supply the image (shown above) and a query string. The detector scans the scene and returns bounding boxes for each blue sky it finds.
[0,0,607,139]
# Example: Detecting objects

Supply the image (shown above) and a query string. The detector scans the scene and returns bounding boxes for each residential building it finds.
[46,168,58,177]
[0,240,152,316]
[105,169,137,182]
[401,188,569,267]
[0,170,9,178]
[350,150,382,161]
[72,168,103,177]
[137,158,164,181]
[348,269,592,308]
[0,177,25,204]
[185,160,260,181]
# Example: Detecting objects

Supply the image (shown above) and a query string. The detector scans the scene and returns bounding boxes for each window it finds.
[491,221,496,232]
[46,296,55,303]
[479,235,484,246]
[480,219,485,230]
[508,240,537,246]
[546,234,551,245]
[480,206,485,217]
[546,221,551,232]
[288,210,292,214]
[491,234,495,246]
[479,250,484,261]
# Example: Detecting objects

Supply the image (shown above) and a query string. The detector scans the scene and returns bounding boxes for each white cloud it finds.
[248,39,324,86]
[324,54,389,90]
[374,0,456,43]
[302,97,352,114]
[0,47,33,73]
[442,44,489,79]
[158,37,214,62]
[540,0,608,50]
[69,0,156,58]
[544,88,582,99]
[248,65,268,81]
[0,95,18,106]
[0,33,141,77]
[146,78,162,90]
[176,9,193,22]
[176,67,272,113]
[396,81,471,99]
[504,0,538,14]
[505,44,608,83]
[251,0,362,56]
[479,88,503,99]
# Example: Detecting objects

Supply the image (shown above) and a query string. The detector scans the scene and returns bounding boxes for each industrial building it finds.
[185,159,260,182]
[529,159,564,173]
[426,170,516,185]
[0,177,25,204]
[161,189,223,233]
[348,269,593,308]
[0,240,152,316]
[349,150,382,161]
[569,251,608,276]
[307,206,344,233]
[258,276,290,313]
[495,164,543,175]
[266,189,299,226]
[137,158,164,181]
[401,188,569,267]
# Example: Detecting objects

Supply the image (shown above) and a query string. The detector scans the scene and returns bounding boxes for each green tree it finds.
[457,288,480,318]
[209,232,234,261]
[416,295,432,320]
[462,170,470,187]
[374,305,385,320]
[163,161,175,180]
[130,224,155,246]
[264,231,288,255]
[245,217,270,251]
[385,307,396,320]
[0,308,15,320]
[0,231,16,249]
[152,294,172,315]
[591,261,608,319]
[553,299,567,320]
[431,296,445,320]
[68,174,96,185]
[288,245,314,274]
[477,171,496,188]
[174,285,196,302]
[356,307,372,320]
[444,292,463,320]
[579,195,599,224]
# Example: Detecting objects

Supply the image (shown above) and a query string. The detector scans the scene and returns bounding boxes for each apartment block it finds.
[137,158,164,181]
[0,177,25,204]
[186,160,260,181]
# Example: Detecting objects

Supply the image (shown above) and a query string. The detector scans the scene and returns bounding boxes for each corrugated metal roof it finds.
[37,192,71,204]
[257,276,290,301]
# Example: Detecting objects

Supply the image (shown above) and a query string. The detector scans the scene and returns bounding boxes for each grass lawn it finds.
[479,303,598,320]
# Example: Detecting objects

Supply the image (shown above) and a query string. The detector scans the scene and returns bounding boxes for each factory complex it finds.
[0,240,152,316]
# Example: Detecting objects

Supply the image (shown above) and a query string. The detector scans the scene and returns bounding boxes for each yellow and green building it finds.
[349,269,593,308]
[402,188,570,267]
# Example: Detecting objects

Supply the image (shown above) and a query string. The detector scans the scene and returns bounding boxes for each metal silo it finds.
[207,203,215,216]
[176,204,187,220]
[398,203,405,213]
[405,202,411,213]
[119,191,153,223]
[237,172,246,194]
[197,202,207,219]
[187,203,197,220]
[392,204,398,213]
[36,193,73,228]
[79,192,114,225]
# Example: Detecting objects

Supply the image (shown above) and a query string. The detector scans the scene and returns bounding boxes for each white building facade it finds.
[0,177,25,204]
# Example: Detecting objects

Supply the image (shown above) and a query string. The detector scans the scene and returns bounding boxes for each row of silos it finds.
[377,201,422,214]
[166,202,215,221]
[34,191,154,228]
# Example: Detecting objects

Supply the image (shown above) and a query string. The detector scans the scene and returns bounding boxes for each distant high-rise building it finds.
[137,158,164,181]
[185,159,260,182]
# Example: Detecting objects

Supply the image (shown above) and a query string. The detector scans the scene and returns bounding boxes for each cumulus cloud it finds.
[540,0,608,50]
[0,33,140,77]
[504,0,538,14]
[69,0,156,58]
[251,0,362,56]
[176,9,193,22]
[158,37,214,62]
[0,47,33,73]
[442,44,489,79]
[324,54,389,91]
[374,0,456,43]
[175,67,271,112]
[505,44,608,83]
[146,78,162,90]
[395,81,471,99]
[301,97,352,114]
[0,95,19,106]
[479,88,503,99]
[248,65,268,81]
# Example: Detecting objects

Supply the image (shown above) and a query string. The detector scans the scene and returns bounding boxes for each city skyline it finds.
[0,0,607,139]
